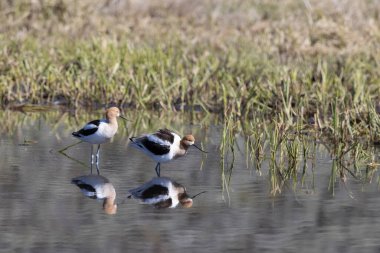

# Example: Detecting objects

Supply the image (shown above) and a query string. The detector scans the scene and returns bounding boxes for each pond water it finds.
[1,109,380,253]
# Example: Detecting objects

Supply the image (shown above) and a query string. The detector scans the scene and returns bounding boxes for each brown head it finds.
[180,134,208,153]
[180,198,193,208]
[106,107,128,121]
[106,107,121,119]
[180,190,206,208]
[180,135,195,149]
[179,193,193,208]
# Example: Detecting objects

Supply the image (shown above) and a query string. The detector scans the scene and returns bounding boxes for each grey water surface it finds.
[1,110,380,253]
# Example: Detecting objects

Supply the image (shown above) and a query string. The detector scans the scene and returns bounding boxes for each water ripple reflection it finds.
[1,110,380,252]
[71,174,117,215]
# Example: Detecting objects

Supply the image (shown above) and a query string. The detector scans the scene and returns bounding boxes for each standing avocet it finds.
[71,174,117,214]
[128,177,205,208]
[129,128,207,177]
[72,107,127,174]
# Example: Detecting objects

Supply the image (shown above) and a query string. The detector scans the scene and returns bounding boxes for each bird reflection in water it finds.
[128,177,205,209]
[71,174,117,214]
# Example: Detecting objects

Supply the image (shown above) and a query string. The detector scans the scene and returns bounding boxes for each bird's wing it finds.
[140,184,169,199]
[129,178,171,199]
[147,133,172,146]
[71,179,97,199]
[73,120,101,137]
[155,129,175,144]
[154,198,173,208]
[138,135,171,155]
[71,175,110,199]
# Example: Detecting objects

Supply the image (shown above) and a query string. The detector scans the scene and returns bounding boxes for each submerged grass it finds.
[2,0,380,196]
[2,107,380,197]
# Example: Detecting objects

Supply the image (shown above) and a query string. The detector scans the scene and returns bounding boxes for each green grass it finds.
[2,0,380,196]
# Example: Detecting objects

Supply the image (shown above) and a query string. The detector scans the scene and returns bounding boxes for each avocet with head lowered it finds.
[128,177,205,208]
[129,128,207,177]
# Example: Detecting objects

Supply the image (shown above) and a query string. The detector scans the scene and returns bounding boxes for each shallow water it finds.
[1,110,380,253]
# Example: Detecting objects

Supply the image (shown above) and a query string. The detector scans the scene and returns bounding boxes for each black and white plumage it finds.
[72,107,126,174]
[72,119,109,144]
[129,129,207,177]
[71,174,117,214]
[128,177,192,208]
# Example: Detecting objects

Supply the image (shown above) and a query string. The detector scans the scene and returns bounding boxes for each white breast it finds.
[167,133,182,159]
[167,183,180,208]
[148,133,181,163]
[84,122,117,144]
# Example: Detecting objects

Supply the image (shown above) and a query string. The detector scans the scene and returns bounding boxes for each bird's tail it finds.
[128,186,145,199]
[129,137,144,150]
[71,179,80,184]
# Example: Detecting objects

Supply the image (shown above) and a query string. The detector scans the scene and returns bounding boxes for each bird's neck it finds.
[174,141,189,158]
[179,141,190,151]
[106,116,118,127]
[103,196,117,214]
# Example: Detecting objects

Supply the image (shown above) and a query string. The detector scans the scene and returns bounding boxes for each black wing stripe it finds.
[75,127,98,136]
[141,138,170,155]
[72,120,100,137]
[72,181,97,198]
[75,183,96,193]
[154,198,173,208]
[141,185,169,199]
[155,129,175,144]
[87,120,101,126]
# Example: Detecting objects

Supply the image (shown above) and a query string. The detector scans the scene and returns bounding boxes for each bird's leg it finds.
[95,144,101,165]
[96,163,100,175]
[96,144,101,174]
[155,163,161,177]
[90,145,94,174]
